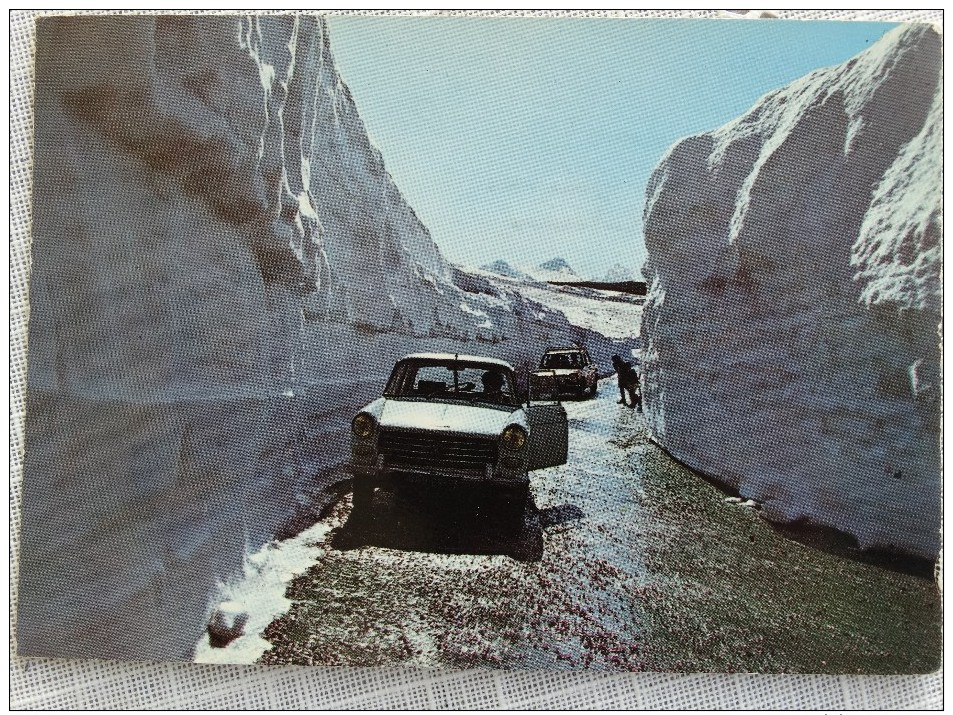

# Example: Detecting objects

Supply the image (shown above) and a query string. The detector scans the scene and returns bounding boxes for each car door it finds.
[526,371,568,470]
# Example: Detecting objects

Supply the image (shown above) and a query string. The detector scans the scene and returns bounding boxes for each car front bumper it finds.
[351,456,527,487]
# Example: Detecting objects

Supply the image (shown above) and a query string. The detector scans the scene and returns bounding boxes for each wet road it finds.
[251,379,941,673]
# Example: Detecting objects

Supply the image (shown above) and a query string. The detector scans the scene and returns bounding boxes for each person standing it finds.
[611,354,642,411]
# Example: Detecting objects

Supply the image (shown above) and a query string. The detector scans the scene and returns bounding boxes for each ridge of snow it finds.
[20,15,641,663]
[640,23,942,558]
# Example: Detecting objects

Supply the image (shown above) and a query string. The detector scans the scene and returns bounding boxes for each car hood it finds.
[378,399,520,437]
[534,369,581,376]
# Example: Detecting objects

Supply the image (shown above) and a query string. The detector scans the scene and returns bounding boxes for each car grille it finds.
[378,429,498,472]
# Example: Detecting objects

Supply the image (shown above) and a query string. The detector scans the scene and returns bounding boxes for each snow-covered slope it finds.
[463,263,644,345]
[509,281,644,344]
[640,24,942,558]
[18,15,607,662]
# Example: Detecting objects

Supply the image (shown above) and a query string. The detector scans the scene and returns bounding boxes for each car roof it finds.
[544,347,587,354]
[399,352,515,370]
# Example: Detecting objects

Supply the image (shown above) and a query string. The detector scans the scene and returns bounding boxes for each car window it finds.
[385,361,517,405]
[542,353,581,369]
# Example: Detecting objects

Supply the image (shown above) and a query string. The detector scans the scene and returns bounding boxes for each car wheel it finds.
[509,528,544,562]
[352,476,374,515]
[588,381,598,398]
[501,483,530,535]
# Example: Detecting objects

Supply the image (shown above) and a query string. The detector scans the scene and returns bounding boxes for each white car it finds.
[533,346,599,399]
[350,352,569,528]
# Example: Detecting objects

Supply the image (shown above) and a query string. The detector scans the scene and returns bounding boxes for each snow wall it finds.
[640,24,941,559]
[18,15,630,661]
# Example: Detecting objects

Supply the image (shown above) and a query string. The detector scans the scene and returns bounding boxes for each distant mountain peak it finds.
[479,259,532,280]
[538,257,576,275]
[603,263,633,282]
[477,257,582,283]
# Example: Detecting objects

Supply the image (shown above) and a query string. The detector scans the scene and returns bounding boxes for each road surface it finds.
[198,377,941,673]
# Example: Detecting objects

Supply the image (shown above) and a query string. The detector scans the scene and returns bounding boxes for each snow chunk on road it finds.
[194,520,334,664]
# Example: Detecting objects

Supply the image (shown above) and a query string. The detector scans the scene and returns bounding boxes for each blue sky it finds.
[325,17,897,279]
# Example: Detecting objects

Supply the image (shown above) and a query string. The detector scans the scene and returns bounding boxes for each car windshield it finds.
[384,359,518,407]
[541,352,581,369]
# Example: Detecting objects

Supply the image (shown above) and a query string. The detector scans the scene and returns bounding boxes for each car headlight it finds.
[352,413,376,439]
[501,425,527,451]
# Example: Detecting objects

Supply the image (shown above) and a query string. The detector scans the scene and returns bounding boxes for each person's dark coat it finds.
[611,354,641,410]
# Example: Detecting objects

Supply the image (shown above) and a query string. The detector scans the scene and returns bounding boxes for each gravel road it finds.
[208,378,941,673]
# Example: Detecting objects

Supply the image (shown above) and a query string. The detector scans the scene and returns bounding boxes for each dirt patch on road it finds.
[635,446,942,674]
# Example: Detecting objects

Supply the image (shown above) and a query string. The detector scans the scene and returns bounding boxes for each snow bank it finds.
[19,15,627,662]
[21,15,314,662]
[640,24,941,559]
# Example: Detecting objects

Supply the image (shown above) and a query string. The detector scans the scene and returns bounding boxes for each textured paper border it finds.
[9,9,942,709]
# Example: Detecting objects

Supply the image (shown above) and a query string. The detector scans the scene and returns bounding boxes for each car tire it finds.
[502,483,530,535]
[352,476,374,516]
[588,381,598,398]
[509,528,544,562]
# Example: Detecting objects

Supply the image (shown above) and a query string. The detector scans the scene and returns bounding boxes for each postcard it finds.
[16,13,941,674]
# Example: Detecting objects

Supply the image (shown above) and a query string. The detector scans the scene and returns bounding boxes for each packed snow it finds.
[194,520,336,664]
[466,264,644,342]
[640,24,941,558]
[19,14,643,662]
